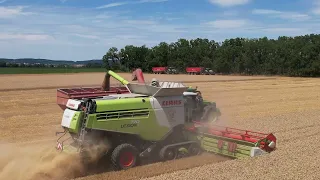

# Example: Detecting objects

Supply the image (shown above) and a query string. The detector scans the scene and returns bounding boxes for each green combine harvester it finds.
[55,69,277,170]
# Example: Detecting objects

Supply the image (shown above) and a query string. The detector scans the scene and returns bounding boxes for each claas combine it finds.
[55,69,277,170]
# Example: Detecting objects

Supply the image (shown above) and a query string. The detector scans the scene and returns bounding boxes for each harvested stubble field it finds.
[0,72,320,180]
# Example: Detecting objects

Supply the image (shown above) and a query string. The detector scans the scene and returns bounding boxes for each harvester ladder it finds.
[78,101,92,151]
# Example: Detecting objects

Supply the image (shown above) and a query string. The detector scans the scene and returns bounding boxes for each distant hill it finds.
[0,58,103,65]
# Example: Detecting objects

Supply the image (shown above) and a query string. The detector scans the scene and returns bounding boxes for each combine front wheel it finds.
[111,143,139,170]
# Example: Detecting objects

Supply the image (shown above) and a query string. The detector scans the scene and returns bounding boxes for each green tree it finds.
[102,47,119,70]
[0,60,6,67]
[99,33,320,77]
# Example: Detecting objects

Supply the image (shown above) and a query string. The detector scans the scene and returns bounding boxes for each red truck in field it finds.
[152,67,167,74]
[152,66,178,74]
[186,67,215,75]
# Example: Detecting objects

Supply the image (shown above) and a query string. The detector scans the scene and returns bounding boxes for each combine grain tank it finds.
[56,71,130,110]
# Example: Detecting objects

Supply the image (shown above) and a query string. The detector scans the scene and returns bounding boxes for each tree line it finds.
[102,33,320,77]
[0,61,102,68]
[0,58,104,68]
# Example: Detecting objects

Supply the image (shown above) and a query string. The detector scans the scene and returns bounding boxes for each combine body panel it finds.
[55,69,277,171]
[61,108,83,133]
[80,94,186,141]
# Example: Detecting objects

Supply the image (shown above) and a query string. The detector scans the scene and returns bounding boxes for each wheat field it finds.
[0,72,319,180]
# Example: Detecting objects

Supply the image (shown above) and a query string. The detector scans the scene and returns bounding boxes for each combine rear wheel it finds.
[111,143,139,170]
[159,147,177,161]
[188,143,202,156]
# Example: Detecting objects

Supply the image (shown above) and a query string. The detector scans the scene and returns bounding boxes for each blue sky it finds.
[0,0,319,60]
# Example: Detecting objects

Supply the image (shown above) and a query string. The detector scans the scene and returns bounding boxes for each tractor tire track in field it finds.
[75,153,230,180]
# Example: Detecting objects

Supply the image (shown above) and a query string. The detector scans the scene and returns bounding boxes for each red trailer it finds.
[152,67,168,74]
[186,67,204,75]
[186,67,215,75]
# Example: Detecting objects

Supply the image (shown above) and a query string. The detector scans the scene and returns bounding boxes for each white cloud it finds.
[138,0,168,2]
[71,33,100,40]
[0,3,318,60]
[146,24,186,33]
[61,25,93,33]
[252,9,279,14]
[205,19,249,29]
[166,17,182,21]
[261,27,312,37]
[113,34,147,39]
[0,6,33,18]
[96,0,169,9]
[0,33,53,41]
[124,20,157,25]
[96,2,129,9]
[0,5,190,59]
[311,0,320,15]
[221,10,238,16]
[262,28,302,33]
[252,9,310,21]
[95,14,112,19]
[312,8,320,14]
[208,0,250,7]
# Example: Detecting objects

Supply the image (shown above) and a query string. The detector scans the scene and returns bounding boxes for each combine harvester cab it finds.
[55,69,277,171]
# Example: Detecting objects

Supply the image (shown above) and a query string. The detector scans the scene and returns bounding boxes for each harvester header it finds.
[188,122,276,158]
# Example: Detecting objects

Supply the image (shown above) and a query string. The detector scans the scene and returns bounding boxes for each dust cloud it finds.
[0,143,85,180]
[200,108,229,128]
[214,114,229,127]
